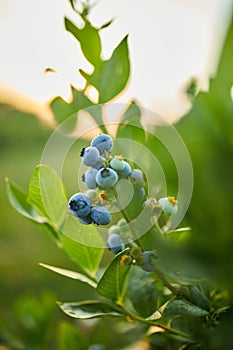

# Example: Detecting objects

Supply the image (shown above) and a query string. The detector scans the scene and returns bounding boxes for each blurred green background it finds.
[0,15,233,350]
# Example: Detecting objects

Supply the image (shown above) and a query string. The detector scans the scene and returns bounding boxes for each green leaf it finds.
[97,249,131,303]
[162,299,209,319]
[50,86,93,125]
[120,100,141,125]
[59,300,124,319]
[127,266,161,318]
[5,178,45,223]
[116,101,145,146]
[65,18,102,67]
[27,165,67,228]
[57,321,88,350]
[188,285,210,311]
[39,263,97,288]
[156,250,205,285]
[82,35,130,103]
[5,178,62,241]
[99,19,114,30]
[61,219,104,278]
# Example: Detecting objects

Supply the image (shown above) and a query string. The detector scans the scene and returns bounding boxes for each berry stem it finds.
[117,303,193,341]
[111,187,144,250]
[153,268,180,295]
[153,220,166,237]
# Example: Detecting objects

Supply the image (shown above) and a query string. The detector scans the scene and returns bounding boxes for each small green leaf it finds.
[5,178,62,241]
[61,219,104,278]
[162,299,209,319]
[120,100,141,125]
[99,19,114,30]
[59,300,124,319]
[27,165,67,227]
[5,178,45,223]
[65,18,102,67]
[57,321,88,350]
[97,249,131,303]
[83,35,130,103]
[50,86,93,125]
[127,266,160,318]
[188,285,210,311]
[39,263,97,288]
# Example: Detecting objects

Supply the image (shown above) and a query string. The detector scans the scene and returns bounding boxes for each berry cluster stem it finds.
[117,303,193,341]
[111,187,144,250]
[153,268,180,295]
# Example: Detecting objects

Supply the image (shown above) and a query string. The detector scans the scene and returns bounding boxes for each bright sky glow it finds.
[0,0,232,120]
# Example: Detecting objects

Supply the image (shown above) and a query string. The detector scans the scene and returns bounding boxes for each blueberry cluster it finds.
[81,135,132,190]
[68,133,147,227]
[68,133,178,263]
[68,134,115,225]
[68,192,112,225]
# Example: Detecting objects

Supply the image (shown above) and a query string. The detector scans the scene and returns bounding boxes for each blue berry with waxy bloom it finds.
[158,196,178,215]
[80,146,100,167]
[91,134,113,155]
[91,205,112,225]
[92,156,106,170]
[140,251,158,272]
[78,214,93,225]
[110,157,125,171]
[117,161,131,179]
[107,233,125,254]
[68,193,92,218]
[96,167,118,188]
[82,167,98,189]
[130,169,145,187]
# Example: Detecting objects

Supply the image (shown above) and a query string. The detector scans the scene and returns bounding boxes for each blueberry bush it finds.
[4,1,233,349]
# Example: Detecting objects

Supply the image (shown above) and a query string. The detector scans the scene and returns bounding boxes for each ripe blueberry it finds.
[80,146,100,167]
[68,193,92,218]
[117,161,131,179]
[82,167,98,189]
[107,233,125,254]
[91,206,112,225]
[96,168,118,188]
[78,214,93,225]
[91,156,106,170]
[130,169,145,187]
[91,134,113,155]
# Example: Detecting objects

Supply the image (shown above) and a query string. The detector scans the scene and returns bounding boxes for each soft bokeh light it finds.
[0,0,232,121]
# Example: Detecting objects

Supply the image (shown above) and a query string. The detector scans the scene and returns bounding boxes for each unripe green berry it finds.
[158,196,178,215]
[110,157,125,171]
